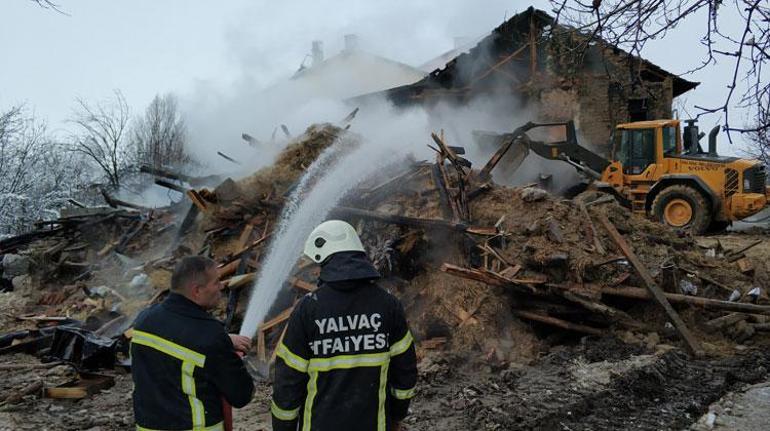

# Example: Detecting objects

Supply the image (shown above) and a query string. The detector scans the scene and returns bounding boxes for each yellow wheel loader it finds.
[475,119,770,233]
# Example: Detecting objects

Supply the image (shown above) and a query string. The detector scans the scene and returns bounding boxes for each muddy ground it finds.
[2,335,770,431]
[2,232,770,431]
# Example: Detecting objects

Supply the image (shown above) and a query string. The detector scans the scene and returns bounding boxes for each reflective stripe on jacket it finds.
[131,293,254,430]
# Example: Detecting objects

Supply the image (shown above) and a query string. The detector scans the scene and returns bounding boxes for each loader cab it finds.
[612,120,681,175]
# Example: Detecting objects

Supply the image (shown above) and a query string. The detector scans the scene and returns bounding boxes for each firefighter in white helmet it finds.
[271,220,417,431]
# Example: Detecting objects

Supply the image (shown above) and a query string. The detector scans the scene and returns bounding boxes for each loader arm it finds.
[473,121,611,181]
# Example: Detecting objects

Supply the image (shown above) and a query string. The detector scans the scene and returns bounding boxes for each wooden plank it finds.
[514,310,603,336]
[290,277,316,293]
[154,178,187,193]
[256,330,266,362]
[597,214,703,356]
[270,323,290,364]
[44,373,114,399]
[467,44,529,87]
[440,263,541,293]
[726,239,763,261]
[259,306,295,332]
[223,272,256,290]
[218,233,272,268]
[545,282,770,316]
[237,224,255,249]
[186,190,209,212]
[736,257,754,274]
[705,313,747,331]
[331,206,495,235]
[578,200,606,254]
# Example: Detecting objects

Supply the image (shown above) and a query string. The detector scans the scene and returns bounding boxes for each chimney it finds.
[311,40,324,67]
[344,34,359,53]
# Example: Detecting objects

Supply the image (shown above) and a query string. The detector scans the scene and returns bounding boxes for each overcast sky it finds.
[0,0,751,152]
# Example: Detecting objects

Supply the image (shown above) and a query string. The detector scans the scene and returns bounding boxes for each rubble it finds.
[1,122,770,430]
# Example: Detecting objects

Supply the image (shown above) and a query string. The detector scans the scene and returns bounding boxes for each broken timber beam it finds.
[186,190,209,212]
[154,178,187,194]
[217,151,241,165]
[514,310,604,336]
[598,214,703,356]
[331,207,496,235]
[600,286,770,315]
[290,277,316,293]
[140,165,195,183]
[440,263,540,292]
[100,189,148,211]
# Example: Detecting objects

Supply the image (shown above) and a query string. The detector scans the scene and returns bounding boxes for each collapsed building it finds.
[361,6,698,155]
[2,120,770,430]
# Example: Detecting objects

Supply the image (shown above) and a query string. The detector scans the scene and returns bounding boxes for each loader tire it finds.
[651,184,712,234]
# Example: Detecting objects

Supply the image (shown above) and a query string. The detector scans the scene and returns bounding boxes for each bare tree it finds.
[0,105,91,235]
[132,93,192,170]
[70,90,133,189]
[550,0,769,144]
[28,0,67,14]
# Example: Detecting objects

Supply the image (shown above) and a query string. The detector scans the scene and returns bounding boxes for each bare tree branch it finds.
[550,0,770,152]
[69,90,132,189]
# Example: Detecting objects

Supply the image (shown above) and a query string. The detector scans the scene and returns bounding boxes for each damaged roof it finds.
[366,6,698,105]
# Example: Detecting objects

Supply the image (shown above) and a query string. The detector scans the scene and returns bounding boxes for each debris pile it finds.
[1,122,770,429]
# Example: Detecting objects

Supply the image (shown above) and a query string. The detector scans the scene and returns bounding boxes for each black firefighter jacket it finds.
[272,251,418,431]
[131,292,254,431]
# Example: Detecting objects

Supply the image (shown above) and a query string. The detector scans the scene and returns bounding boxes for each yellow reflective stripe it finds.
[136,421,224,431]
[302,370,319,431]
[377,361,389,431]
[390,386,416,400]
[132,330,206,367]
[276,343,309,372]
[308,352,389,372]
[389,331,413,357]
[182,361,205,429]
[131,330,208,430]
[271,400,300,421]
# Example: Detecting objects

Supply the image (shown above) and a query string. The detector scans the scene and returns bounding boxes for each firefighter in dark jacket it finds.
[131,256,254,431]
[272,220,418,431]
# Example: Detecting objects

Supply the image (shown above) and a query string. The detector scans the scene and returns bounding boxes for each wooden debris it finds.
[577,200,606,254]
[223,272,256,290]
[598,285,770,315]
[726,239,763,262]
[100,189,148,211]
[140,165,197,184]
[186,190,209,212]
[44,373,114,399]
[597,214,704,357]
[290,277,316,293]
[259,306,295,333]
[514,310,604,336]
[216,151,241,165]
[705,313,748,331]
[257,330,266,362]
[332,206,495,235]
[736,257,754,274]
[154,178,187,194]
[440,263,540,293]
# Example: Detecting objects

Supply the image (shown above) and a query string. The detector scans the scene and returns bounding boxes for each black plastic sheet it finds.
[49,326,118,370]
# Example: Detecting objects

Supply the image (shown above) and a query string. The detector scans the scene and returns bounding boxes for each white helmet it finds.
[304,220,365,263]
